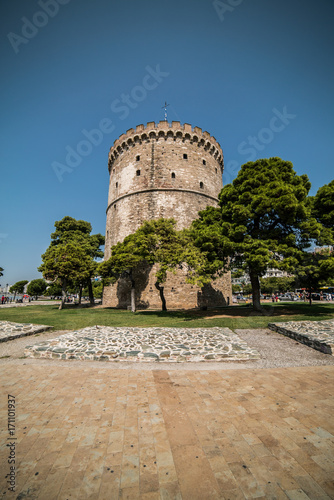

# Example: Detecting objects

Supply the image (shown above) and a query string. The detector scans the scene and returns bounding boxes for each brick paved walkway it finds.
[1,363,333,499]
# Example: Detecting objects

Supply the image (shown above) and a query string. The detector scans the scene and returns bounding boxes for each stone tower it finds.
[103,121,232,309]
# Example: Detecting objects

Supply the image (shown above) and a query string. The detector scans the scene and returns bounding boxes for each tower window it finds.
[116,182,118,188]
[171,172,175,179]
[136,155,140,161]
[114,204,117,209]
[136,169,141,176]
[200,182,204,189]
[183,153,188,160]
[203,159,206,165]
[215,168,218,174]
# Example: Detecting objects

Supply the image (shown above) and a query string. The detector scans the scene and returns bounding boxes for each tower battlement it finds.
[108,121,224,172]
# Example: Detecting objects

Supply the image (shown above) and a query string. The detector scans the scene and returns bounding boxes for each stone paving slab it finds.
[24,326,260,362]
[268,319,334,355]
[0,320,52,343]
[1,364,334,499]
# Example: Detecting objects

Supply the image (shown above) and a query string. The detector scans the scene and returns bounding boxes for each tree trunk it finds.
[155,282,167,311]
[128,271,136,312]
[78,284,82,305]
[249,271,262,312]
[130,286,136,312]
[59,280,66,310]
[88,279,94,305]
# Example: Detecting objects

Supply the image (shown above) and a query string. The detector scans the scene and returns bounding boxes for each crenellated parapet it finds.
[108,121,224,172]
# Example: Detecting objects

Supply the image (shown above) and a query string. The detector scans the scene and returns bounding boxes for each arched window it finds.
[171,172,175,178]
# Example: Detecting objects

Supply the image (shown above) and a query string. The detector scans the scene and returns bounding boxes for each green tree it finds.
[190,206,231,280]
[0,267,3,278]
[294,180,334,303]
[39,217,104,308]
[243,284,253,295]
[193,158,323,311]
[99,219,208,311]
[39,242,95,309]
[260,276,296,294]
[232,284,242,294]
[9,280,29,300]
[45,282,62,297]
[83,280,103,299]
[27,279,47,300]
[294,248,334,304]
[313,180,334,238]
[99,233,145,312]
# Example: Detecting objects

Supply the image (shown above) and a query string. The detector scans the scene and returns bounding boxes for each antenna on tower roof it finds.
[162,101,170,122]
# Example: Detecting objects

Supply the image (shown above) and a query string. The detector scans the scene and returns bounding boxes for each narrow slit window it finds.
[136,155,140,161]
[114,204,117,209]
[203,159,206,165]
[136,169,141,176]
[116,182,118,188]
[183,153,188,159]
[200,182,204,189]
[171,172,175,178]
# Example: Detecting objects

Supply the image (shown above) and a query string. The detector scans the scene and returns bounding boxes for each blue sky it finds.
[0,0,333,287]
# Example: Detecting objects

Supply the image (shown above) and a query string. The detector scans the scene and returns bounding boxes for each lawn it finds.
[0,302,333,331]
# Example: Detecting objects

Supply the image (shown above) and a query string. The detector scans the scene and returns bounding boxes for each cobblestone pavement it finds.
[24,326,260,362]
[269,319,334,355]
[1,363,333,499]
[0,321,52,343]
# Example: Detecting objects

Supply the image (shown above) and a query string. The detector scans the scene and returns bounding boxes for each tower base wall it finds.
[102,264,232,310]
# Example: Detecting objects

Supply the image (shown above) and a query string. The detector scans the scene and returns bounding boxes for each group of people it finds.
[270,291,334,302]
[1,295,12,304]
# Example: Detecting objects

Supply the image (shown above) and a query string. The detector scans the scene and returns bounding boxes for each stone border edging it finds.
[268,321,334,355]
[0,321,53,343]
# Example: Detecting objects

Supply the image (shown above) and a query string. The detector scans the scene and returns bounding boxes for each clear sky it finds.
[1,0,333,287]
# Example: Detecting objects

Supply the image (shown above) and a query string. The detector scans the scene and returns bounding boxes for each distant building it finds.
[232,269,291,287]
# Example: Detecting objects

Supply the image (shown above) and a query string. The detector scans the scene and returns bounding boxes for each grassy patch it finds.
[0,302,333,331]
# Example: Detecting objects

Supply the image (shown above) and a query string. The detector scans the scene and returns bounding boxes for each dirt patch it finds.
[204,314,245,319]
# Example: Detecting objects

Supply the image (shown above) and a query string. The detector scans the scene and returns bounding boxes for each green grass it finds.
[0,302,333,331]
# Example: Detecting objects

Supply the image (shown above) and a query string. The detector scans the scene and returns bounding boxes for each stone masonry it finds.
[103,121,232,309]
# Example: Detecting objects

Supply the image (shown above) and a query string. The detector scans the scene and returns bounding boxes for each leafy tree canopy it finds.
[313,179,334,233]
[99,218,208,311]
[39,216,104,309]
[50,216,105,259]
[0,267,3,278]
[45,282,63,297]
[259,276,296,294]
[192,158,325,311]
[9,280,29,298]
[27,279,47,299]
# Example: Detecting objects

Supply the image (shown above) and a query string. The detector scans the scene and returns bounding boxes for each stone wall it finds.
[103,121,232,309]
